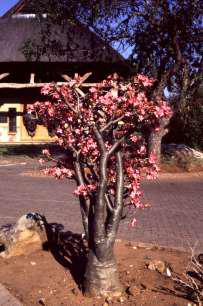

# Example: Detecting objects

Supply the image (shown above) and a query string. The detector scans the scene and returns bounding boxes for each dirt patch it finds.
[0,240,193,306]
[160,162,203,173]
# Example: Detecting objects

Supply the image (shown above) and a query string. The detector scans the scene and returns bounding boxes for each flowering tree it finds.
[33,74,171,297]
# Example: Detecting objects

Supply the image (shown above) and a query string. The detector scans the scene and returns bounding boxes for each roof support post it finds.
[30,73,35,84]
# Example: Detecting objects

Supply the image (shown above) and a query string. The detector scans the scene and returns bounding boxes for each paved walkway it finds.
[0,161,202,252]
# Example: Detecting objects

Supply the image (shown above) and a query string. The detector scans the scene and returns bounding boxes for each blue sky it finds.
[0,0,18,16]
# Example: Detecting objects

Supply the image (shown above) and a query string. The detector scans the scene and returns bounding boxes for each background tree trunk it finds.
[148,117,171,163]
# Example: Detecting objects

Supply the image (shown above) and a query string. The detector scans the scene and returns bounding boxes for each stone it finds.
[147,259,166,274]
[105,297,113,304]
[197,253,203,265]
[127,285,141,296]
[38,298,46,305]
[137,242,158,250]
[30,261,37,266]
[117,296,126,303]
[71,288,80,296]
[0,213,47,258]
[0,283,22,306]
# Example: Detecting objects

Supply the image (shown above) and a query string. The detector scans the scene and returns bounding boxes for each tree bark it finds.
[74,156,89,240]
[83,127,123,297]
[84,249,122,298]
[148,117,171,163]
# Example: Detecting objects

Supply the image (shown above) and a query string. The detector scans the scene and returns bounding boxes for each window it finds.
[8,108,17,133]
[0,112,7,123]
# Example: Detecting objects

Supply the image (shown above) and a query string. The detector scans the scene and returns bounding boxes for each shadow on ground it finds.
[0,144,65,159]
[43,221,88,289]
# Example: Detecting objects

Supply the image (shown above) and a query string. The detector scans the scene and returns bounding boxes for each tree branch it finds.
[93,126,106,153]
[74,152,89,240]
[105,193,114,213]
[106,151,124,247]
[93,150,109,260]
[100,115,124,133]
[59,91,78,114]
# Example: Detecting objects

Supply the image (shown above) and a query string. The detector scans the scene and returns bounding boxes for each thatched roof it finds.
[0,18,125,64]
[0,1,127,66]
[2,0,27,17]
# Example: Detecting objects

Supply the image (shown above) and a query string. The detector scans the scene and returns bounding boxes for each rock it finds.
[127,285,141,296]
[30,261,37,266]
[140,283,147,290]
[197,253,203,265]
[105,297,113,304]
[0,213,47,258]
[117,296,126,303]
[137,242,158,250]
[162,143,203,160]
[38,297,46,305]
[71,287,80,296]
[147,260,166,274]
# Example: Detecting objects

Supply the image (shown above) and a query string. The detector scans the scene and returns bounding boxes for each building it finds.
[0,0,130,144]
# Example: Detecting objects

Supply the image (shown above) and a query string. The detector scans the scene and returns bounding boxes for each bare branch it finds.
[106,151,124,246]
[93,150,109,260]
[100,115,124,133]
[60,93,77,114]
[76,72,92,85]
[93,126,106,153]
[74,153,89,240]
[109,136,124,155]
[105,194,114,213]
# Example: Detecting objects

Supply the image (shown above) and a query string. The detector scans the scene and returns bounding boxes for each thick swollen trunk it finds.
[82,128,124,297]
[84,249,122,298]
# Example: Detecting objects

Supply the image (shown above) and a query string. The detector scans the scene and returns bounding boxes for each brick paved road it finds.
[0,162,202,251]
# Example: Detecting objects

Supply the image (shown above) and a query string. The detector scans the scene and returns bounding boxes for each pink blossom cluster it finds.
[44,166,73,179]
[137,74,154,87]
[34,74,172,222]
[74,184,97,197]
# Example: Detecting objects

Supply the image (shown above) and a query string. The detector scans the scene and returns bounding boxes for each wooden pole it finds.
[0,82,99,89]
[0,73,10,81]
[30,73,35,84]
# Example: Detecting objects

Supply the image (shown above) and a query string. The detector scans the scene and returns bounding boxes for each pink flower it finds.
[41,84,52,95]
[48,107,55,117]
[87,184,97,191]
[137,74,154,87]
[61,168,73,178]
[130,135,138,143]
[74,184,88,196]
[130,218,137,227]
[149,153,157,164]
[39,158,45,165]
[138,145,146,155]
[89,87,97,93]
[55,167,62,178]
[42,149,51,157]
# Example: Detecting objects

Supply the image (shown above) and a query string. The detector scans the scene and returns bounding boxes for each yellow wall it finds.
[0,103,54,144]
